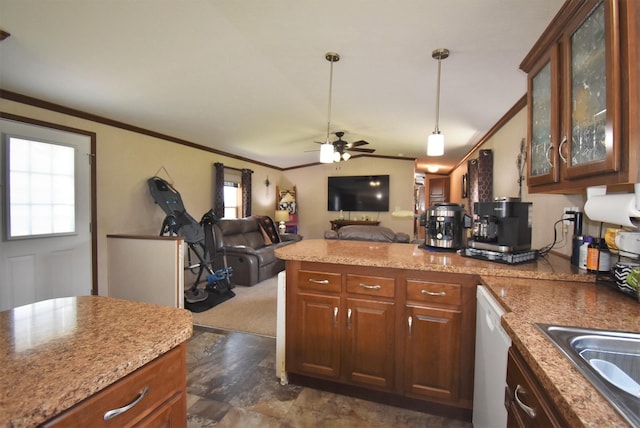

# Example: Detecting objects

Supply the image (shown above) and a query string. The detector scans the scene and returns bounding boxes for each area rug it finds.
[190,276,277,337]
[185,288,235,313]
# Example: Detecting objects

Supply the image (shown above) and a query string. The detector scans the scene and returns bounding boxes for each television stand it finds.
[330,220,380,231]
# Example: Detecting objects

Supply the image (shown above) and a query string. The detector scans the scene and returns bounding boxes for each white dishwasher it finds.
[473,285,511,428]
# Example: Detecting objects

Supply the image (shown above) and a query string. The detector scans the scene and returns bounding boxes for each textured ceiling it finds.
[0,0,564,172]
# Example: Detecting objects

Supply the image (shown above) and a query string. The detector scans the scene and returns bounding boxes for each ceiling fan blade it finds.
[348,147,375,153]
[349,140,369,147]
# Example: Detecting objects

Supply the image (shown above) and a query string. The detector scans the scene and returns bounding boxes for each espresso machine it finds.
[463,198,537,264]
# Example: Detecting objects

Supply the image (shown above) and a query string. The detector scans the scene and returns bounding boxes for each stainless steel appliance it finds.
[424,203,470,249]
[463,198,537,264]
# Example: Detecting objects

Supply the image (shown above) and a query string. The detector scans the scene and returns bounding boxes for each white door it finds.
[0,118,92,311]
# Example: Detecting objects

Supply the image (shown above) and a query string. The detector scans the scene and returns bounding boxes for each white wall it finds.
[283,157,416,239]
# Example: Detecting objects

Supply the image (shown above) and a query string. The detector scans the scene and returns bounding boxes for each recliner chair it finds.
[213,216,301,286]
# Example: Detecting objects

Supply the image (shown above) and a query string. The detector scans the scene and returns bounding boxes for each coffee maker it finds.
[468,198,532,253]
[424,203,471,250]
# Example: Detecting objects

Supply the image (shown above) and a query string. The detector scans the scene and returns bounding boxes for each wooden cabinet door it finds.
[506,347,567,428]
[134,392,185,428]
[404,305,461,401]
[291,293,342,379]
[344,297,395,390]
[428,178,450,206]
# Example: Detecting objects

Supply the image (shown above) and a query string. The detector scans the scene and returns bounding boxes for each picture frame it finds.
[278,190,297,214]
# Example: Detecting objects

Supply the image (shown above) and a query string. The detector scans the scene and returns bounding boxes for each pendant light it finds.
[320,52,340,163]
[427,48,449,157]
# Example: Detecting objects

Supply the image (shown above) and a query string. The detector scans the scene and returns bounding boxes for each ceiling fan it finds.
[316,131,375,162]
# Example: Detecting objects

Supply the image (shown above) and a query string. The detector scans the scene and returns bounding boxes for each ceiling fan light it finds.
[427,132,444,156]
[333,150,342,162]
[320,142,335,163]
[342,152,351,161]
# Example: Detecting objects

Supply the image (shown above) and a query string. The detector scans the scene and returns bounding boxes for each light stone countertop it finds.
[275,239,593,282]
[483,277,639,428]
[0,295,193,427]
[276,239,639,427]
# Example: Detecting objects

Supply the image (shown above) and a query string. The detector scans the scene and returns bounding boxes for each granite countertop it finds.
[0,295,193,427]
[275,239,594,282]
[483,277,639,427]
[276,239,639,426]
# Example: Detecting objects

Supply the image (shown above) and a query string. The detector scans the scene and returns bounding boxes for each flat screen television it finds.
[327,175,390,212]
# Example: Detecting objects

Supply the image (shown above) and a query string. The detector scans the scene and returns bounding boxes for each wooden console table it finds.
[330,220,380,231]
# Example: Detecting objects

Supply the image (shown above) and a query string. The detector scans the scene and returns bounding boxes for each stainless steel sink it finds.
[536,324,640,427]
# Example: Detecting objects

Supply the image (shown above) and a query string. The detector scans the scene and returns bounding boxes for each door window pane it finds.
[5,136,76,239]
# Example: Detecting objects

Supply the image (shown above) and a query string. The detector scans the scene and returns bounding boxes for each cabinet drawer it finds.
[43,345,185,427]
[406,279,461,306]
[346,274,395,298]
[297,270,341,293]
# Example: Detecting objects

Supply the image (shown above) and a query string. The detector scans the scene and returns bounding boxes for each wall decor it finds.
[462,173,468,198]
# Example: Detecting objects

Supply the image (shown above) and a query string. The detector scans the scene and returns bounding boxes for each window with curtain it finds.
[214,163,253,218]
[223,180,241,219]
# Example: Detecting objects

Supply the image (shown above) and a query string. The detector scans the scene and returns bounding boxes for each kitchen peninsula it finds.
[275,239,639,427]
[0,295,193,427]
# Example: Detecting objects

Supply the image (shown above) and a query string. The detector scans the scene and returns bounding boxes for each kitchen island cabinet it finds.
[285,259,478,415]
[288,265,397,390]
[0,295,192,427]
[275,239,634,426]
[403,277,469,404]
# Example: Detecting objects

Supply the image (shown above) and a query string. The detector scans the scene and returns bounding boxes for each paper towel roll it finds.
[584,193,640,227]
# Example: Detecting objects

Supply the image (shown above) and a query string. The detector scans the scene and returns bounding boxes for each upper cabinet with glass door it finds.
[563,1,619,179]
[527,44,560,186]
[521,0,638,194]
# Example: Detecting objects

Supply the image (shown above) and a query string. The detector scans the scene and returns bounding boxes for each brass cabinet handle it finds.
[408,316,413,338]
[421,289,446,296]
[514,384,537,419]
[558,136,568,164]
[347,308,352,329]
[103,386,149,420]
[358,283,381,290]
[333,306,338,326]
[309,278,329,284]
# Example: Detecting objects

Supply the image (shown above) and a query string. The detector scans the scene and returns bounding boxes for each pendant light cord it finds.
[326,58,334,142]
[434,57,442,134]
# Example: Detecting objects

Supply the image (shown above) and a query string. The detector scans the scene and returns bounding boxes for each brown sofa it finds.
[324,225,411,243]
[214,216,301,286]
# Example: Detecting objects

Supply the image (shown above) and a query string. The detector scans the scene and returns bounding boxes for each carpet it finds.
[190,276,277,337]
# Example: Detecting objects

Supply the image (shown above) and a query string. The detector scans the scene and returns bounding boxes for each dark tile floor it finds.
[186,326,472,427]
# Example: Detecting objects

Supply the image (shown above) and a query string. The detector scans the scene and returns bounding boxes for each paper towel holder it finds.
[584,184,640,227]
